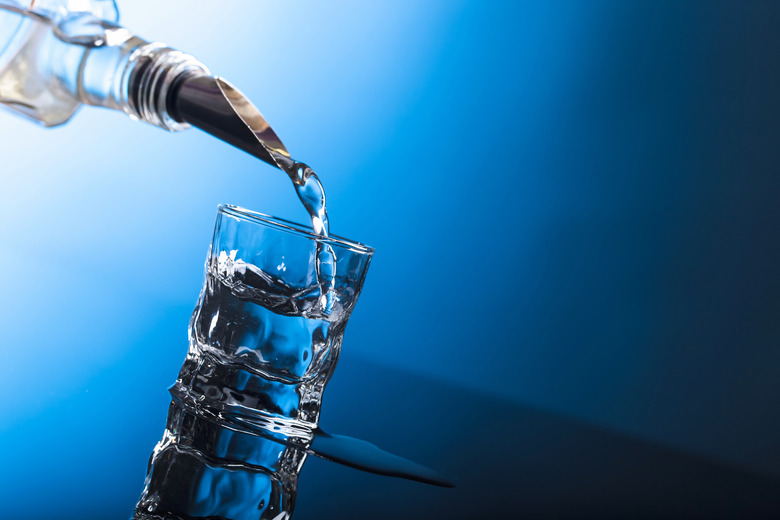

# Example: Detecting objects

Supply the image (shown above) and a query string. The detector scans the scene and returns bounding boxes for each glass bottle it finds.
[0,0,207,130]
[0,0,305,173]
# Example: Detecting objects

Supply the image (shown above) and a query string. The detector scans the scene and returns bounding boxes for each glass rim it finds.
[219,204,374,255]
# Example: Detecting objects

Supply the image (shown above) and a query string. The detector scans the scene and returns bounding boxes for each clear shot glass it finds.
[134,205,373,520]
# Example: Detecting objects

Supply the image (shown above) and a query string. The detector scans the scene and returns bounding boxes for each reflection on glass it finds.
[133,205,373,520]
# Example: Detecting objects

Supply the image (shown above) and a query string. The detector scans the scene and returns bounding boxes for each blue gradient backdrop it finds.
[2,1,780,517]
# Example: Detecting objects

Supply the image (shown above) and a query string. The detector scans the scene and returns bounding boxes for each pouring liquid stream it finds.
[272,155,336,314]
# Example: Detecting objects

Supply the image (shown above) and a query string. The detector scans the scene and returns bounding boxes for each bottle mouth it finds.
[128,44,210,131]
[219,204,374,255]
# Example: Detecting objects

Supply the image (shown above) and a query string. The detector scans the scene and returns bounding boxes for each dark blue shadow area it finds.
[298,355,780,520]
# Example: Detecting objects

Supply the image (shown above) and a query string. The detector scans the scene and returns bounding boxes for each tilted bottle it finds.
[0,0,206,128]
[0,0,293,170]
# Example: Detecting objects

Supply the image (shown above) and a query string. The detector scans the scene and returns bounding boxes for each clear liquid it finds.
[135,401,301,520]
[288,161,329,237]
[136,253,344,519]
[278,158,336,315]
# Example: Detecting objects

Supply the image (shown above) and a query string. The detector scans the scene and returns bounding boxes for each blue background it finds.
[2,1,780,517]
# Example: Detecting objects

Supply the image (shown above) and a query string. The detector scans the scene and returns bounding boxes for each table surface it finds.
[8,354,780,520]
[294,357,780,520]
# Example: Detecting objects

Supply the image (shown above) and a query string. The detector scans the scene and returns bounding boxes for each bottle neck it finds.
[0,5,208,129]
[77,37,209,131]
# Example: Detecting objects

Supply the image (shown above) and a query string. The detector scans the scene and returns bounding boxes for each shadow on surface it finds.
[296,356,780,520]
